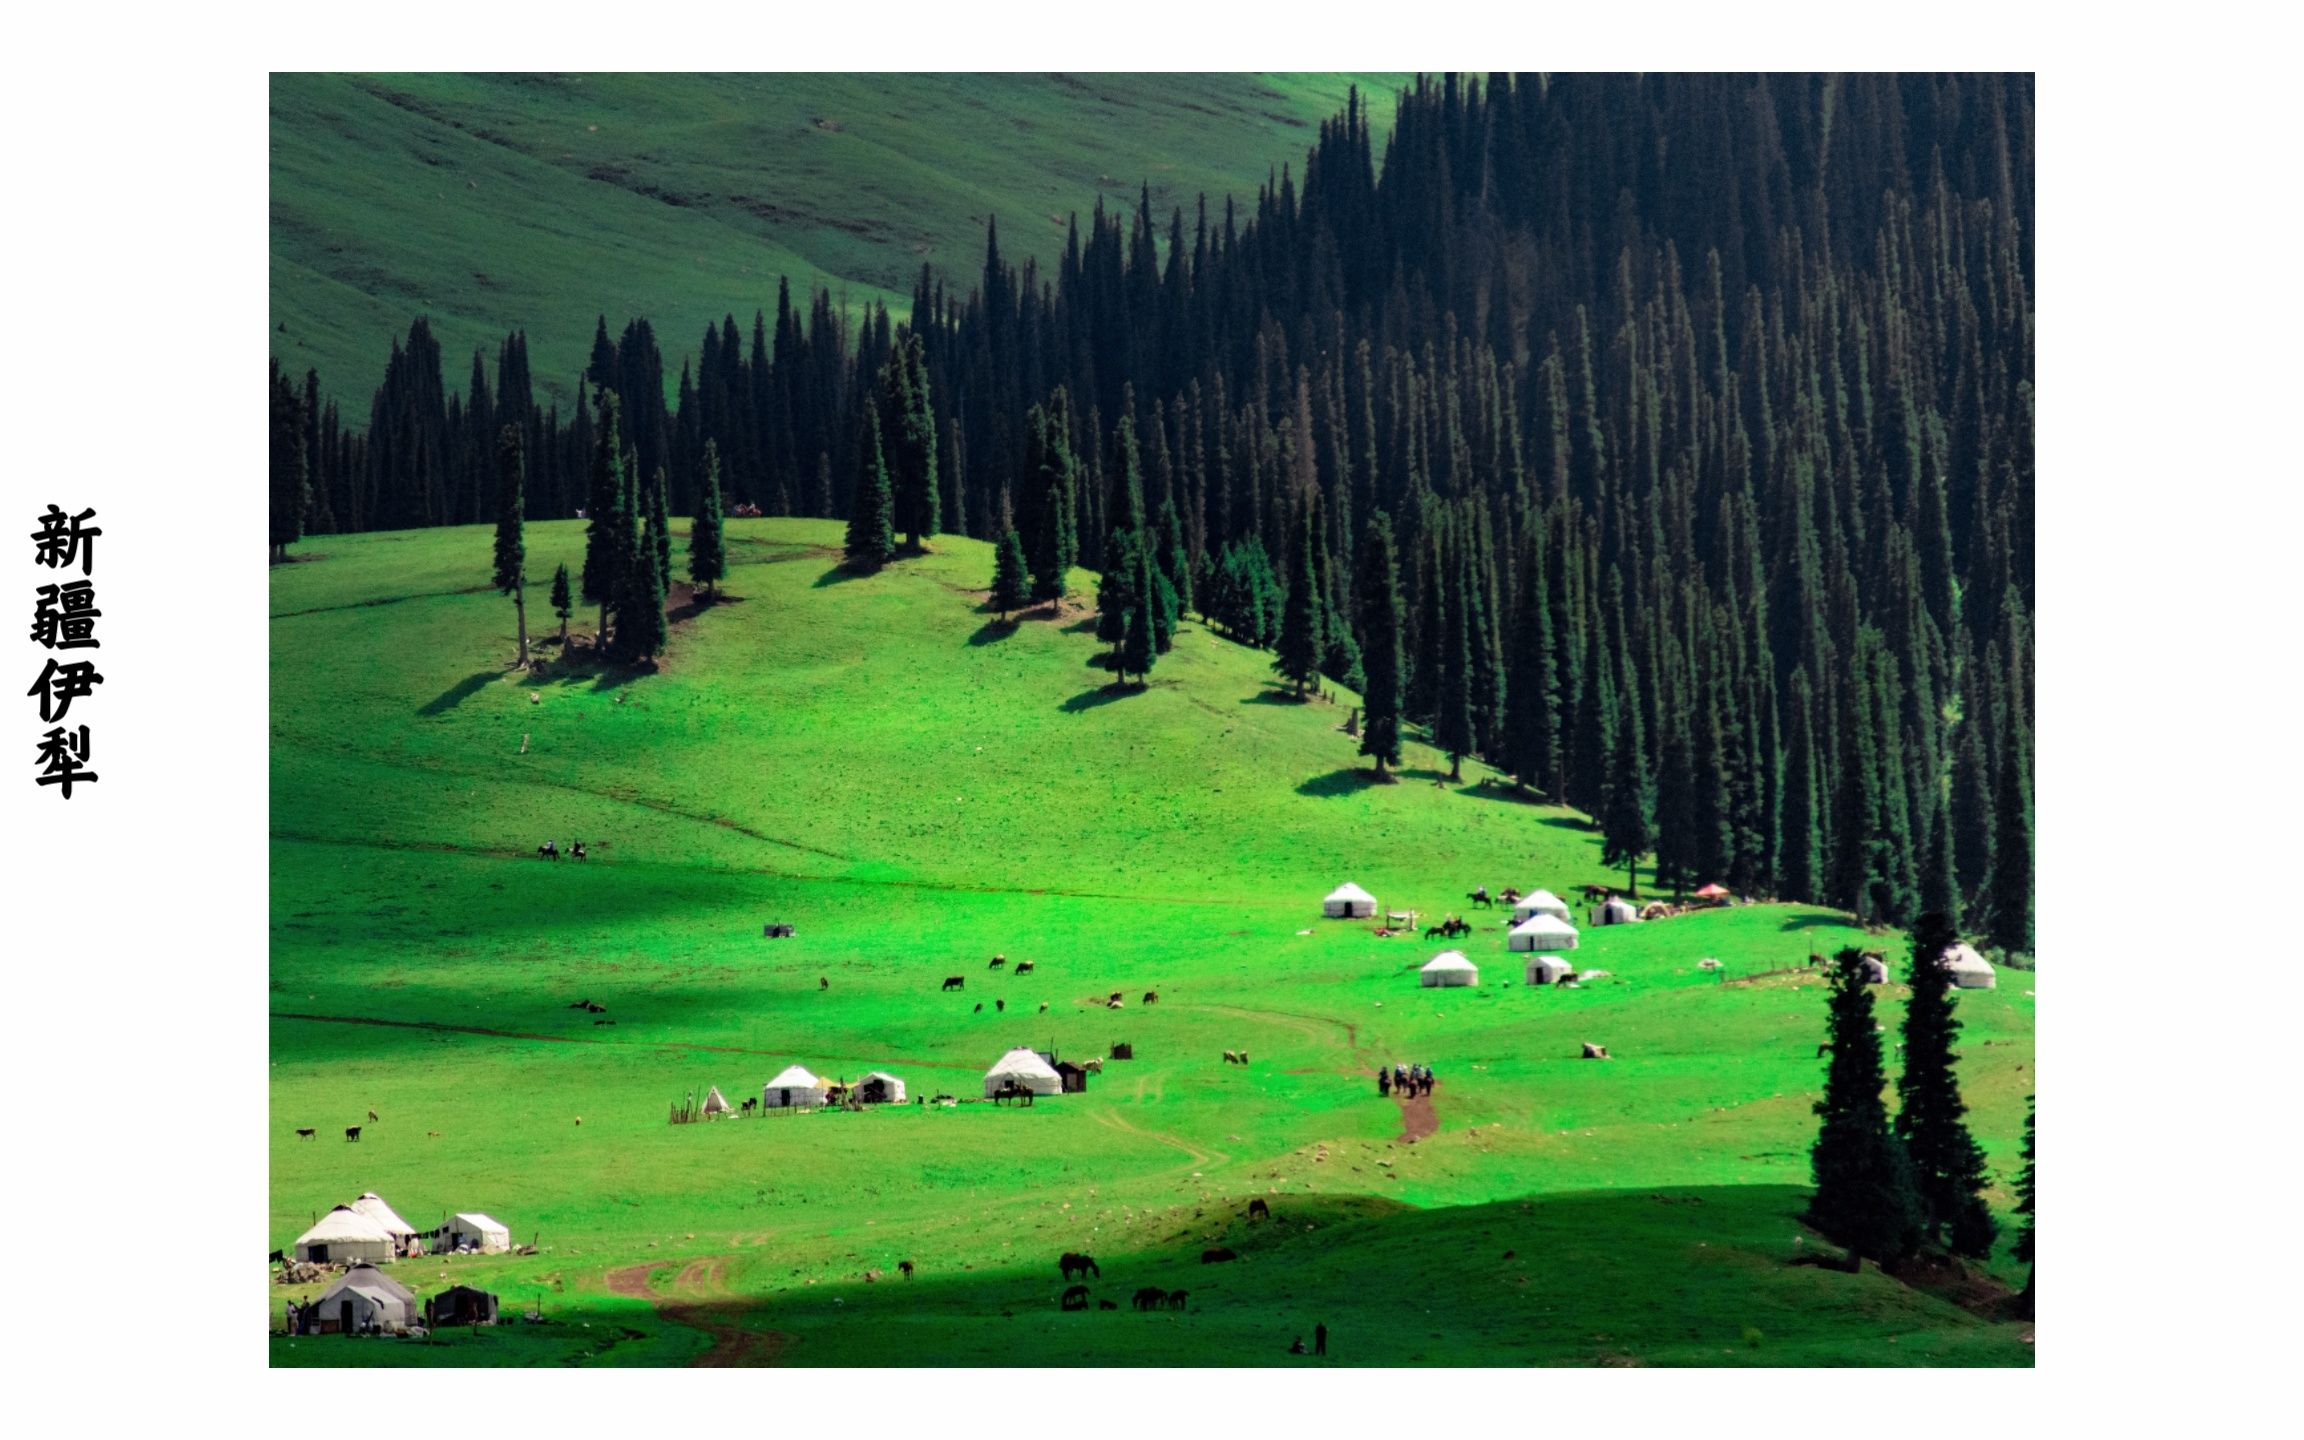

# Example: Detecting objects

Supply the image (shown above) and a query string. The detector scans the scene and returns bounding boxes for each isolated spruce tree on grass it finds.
[689,438,726,598]
[491,423,528,667]
[990,527,1029,621]
[2013,1095,2035,1317]
[1096,528,1139,665]
[1809,947,1925,1268]
[1121,531,1159,687]
[1354,512,1405,779]
[844,405,896,569]
[1897,911,1998,1256]
[549,563,572,650]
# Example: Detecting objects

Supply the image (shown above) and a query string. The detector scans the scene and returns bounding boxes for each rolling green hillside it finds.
[269,521,2034,1367]
[270,73,1404,408]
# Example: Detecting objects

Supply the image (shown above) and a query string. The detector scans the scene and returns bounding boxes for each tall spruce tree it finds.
[1096,529,1140,664]
[647,466,673,596]
[1025,400,1077,606]
[1273,502,1324,697]
[1809,947,1926,1267]
[268,359,310,565]
[1355,512,1406,778]
[1122,529,1160,685]
[689,438,726,597]
[990,527,1029,621]
[1896,911,1998,1256]
[549,562,572,650]
[581,389,629,648]
[491,423,528,667]
[1986,617,2035,956]
[845,405,896,567]
[2013,1095,2035,1318]
[617,470,669,662]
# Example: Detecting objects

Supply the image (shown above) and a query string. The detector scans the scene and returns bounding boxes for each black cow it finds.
[942,976,965,991]
[344,1126,362,1142]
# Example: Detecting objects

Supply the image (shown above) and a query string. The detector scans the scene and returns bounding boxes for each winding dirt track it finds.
[1187,1001,1442,1143]
[606,1257,787,1367]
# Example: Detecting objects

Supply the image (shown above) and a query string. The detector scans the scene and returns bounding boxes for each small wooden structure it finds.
[425,1284,500,1328]
[1055,1061,1092,1094]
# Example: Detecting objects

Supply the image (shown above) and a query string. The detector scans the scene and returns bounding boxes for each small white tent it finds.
[856,1070,907,1104]
[350,1192,420,1255]
[294,1205,394,1266]
[1507,913,1581,952]
[702,1085,733,1117]
[1420,951,1479,988]
[1945,943,1997,990]
[308,1264,418,1334]
[445,1212,511,1253]
[1597,896,1640,925]
[1511,889,1572,923]
[1857,954,1892,984]
[762,1064,829,1110]
[1525,953,1573,985]
[984,1047,1063,1098]
[1323,882,1377,918]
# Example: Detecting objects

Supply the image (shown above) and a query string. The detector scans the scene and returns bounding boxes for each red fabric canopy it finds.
[1694,883,1730,898]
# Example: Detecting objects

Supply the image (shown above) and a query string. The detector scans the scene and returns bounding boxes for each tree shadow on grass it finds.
[1241,687,1310,705]
[1538,813,1598,832]
[1297,768,1394,797]
[1776,909,1861,931]
[814,563,873,588]
[416,671,499,717]
[968,618,1020,647]
[1060,617,1098,635]
[1060,683,1142,712]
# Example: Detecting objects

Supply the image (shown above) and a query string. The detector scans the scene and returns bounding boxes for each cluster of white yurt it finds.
[983,1047,1064,1098]
[1596,896,1641,925]
[1508,912,1580,952]
[1525,953,1574,985]
[1511,889,1572,923]
[442,1213,512,1253]
[856,1070,908,1104]
[1323,882,1378,918]
[293,1205,397,1266]
[1420,951,1479,988]
[308,1264,420,1333]
[762,1064,831,1110]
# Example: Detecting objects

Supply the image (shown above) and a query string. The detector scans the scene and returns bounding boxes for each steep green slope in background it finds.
[270,73,1403,407]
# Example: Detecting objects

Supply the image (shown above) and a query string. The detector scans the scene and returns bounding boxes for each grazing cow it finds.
[1165,1289,1189,1310]
[820,976,830,991]
[1099,1298,1118,1310]
[1061,1284,1090,1311]
[996,999,1006,1013]
[1133,1286,1165,1311]
[269,1249,286,1264]
[942,976,965,991]
[1201,1247,1237,1264]
[294,1127,315,1140]
[989,954,1007,969]
[1015,961,1035,975]
[367,1109,379,1122]
[898,1260,915,1279]
[1059,1252,1100,1281]
[1082,1058,1103,1073]
[344,1126,362,1142]
[741,1097,757,1115]
[1143,990,1159,1006]
[1108,991,1123,1004]
[1238,1050,1249,1065]
[1247,1198,1271,1221]
[1223,1050,1240,1064]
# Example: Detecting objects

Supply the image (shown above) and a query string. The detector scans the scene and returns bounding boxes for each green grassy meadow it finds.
[269,520,2035,1366]
[270,73,1404,409]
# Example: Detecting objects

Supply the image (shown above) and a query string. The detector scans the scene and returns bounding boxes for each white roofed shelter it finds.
[763,1064,829,1110]
[1945,943,1997,989]
[1857,955,1892,984]
[983,1047,1063,1098]
[1508,913,1580,951]
[856,1071,907,1104]
[1323,882,1377,918]
[306,1264,418,1334]
[444,1213,511,1253]
[1597,896,1640,925]
[702,1085,733,1117]
[294,1205,395,1266]
[1525,953,1573,985]
[1512,889,1571,922]
[350,1192,420,1255]
[1420,951,1479,987]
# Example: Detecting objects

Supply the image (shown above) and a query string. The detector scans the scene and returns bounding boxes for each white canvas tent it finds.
[701,1085,733,1117]
[1597,897,1640,925]
[1511,889,1571,922]
[294,1204,394,1266]
[983,1047,1063,1098]
[1857,954,1892,984]
[762,1064,829,1110]
[856,1070,907,1104]
[1323,882,1377,918]
[445,1212,511,1254]
[1945,943,1997,989]
[350,1192,420,1255]
[1525,953,1573,985]
[1420,951,1479,987]
[1507,913,1581,952]
[308,1263,418,1334]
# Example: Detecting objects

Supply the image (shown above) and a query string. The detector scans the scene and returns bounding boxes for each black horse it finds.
[1059,1252,1100,1281]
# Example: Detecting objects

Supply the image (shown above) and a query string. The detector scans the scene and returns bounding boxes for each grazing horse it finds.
[367,1109,379,1122]
[1222,1050,1240,1064]
[741,1097,758,1115]
[1142,990,1159,1005]
[1059,1252,1100,1282]
[1165,1289,1189,1310]
[344,1126,362,1142]
[1247,1198,1271,1221]
[1133,1286,1165,1311]
[1200,1247,1237,1264]
[898,1260,915,1279]
[1015,961,1035,975]
[294,1127,315,1140]
[942,976,965,991]
[989,955,1007,969]
[1061,1284,1090,1311]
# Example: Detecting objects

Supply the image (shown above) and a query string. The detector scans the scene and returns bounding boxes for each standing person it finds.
[1315,1321,1328,1356]
[1378,1067,1391,1097]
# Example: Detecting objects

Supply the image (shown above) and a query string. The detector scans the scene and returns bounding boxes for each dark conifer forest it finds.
[268,73,2034,942]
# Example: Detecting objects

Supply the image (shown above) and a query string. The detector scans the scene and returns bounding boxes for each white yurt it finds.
[762,1064,829,1110]
[1323,882,1377,918]
[445,1212,512,1253]
[856,1070,907,1104]
[307,1264,418,1334]
[1420,951,1479,988]
[701,1084,733,1117]
[293,1204,395,1266]
[1525,953,1573,985]
[1512,889,1572,923]
[1508,913,1581,952]
[1857,954,1892,984]
[350,1192,421,1256]
[983,1047,1064,1098]
[1945,943,1998,990]
[1597,896,1641,925]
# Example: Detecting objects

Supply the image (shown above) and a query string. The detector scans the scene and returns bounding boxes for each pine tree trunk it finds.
[513,581,529,667]
[1449,752,1462,782]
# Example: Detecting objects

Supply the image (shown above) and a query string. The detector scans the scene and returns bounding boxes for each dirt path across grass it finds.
[605,1258,787,1366]
[1191,1001,1443,1144]
[1392,1087,1440,1144]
